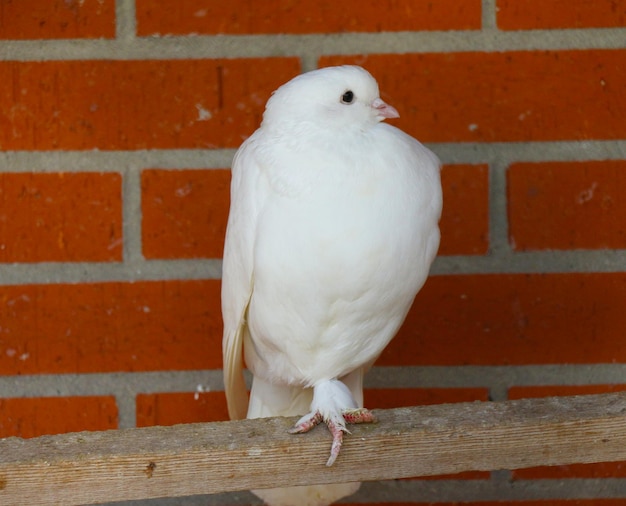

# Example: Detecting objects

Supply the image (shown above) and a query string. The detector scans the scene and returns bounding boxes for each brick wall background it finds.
[1,0,626,504]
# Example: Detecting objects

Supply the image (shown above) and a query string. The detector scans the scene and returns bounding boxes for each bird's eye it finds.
[341,90,355,104]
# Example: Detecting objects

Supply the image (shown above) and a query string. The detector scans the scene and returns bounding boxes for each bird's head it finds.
[262,65,399,133]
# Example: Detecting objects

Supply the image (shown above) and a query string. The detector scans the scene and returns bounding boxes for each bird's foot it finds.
[290,407,376,466]
[343,407,377,424]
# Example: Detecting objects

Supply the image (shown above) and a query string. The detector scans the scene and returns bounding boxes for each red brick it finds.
[497,0,626,29]
[0,172,122,262]
[0,58,300,150]
[136,0,481,36]
[439,164,489,255]
[0,0,115,40]
[365,387,489,409]
[0,280,222,375]
[141,169,230,259]
[509,385,626,480]
[0,396,118,438]
[378,273,626,366]
[136,391,228,427]
[508,161,626,251]
[319,51,626,143]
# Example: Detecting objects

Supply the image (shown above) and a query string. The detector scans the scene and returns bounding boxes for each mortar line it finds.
[353,477,626,502]
[115,390,137,430]
[1,30,626,61]
[425,249,626,275]
[1,142,624,174]
[431,140,626,165]
[5,365,626,399]
[121,162,144,264]
[2,248,626,286]
[116,0,137,42]
[0,150,238,173]
[299,54,318,73]
[488,384,510,402]
[482,0,499,30]
[0,259,223,285]
[488,159,512,256]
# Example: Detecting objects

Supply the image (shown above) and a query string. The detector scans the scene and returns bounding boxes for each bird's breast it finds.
[246,132,441,386]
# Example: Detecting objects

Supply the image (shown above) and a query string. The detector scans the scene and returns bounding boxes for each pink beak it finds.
[372,97,400,119]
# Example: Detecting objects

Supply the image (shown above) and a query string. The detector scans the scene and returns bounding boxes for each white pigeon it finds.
[222,65,442,506]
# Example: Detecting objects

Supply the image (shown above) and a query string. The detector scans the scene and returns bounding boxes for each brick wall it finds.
[1,0,625,504]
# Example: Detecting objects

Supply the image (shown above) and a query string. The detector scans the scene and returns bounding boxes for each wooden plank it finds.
[2,393,626,505]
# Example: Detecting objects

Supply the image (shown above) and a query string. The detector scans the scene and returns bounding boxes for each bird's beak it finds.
[372,97,400,120]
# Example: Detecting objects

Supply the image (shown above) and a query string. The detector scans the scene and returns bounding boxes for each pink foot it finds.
[290,407,376,466]
[343,408,377,424]
[288,411,322,434]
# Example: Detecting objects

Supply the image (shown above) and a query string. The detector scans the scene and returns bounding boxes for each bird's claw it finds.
[326,417,347,466]
[288,410,322,434]
[289,408,376,466]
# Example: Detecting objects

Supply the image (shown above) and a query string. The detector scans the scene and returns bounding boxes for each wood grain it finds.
[2,393,626,505]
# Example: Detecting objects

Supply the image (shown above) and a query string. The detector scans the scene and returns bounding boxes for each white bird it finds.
[222,65,442,506]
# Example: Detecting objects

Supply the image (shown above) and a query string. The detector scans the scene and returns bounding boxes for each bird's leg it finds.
[288,380,376,466]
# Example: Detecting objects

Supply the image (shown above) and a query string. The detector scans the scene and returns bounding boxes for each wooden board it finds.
[2,393,626,505]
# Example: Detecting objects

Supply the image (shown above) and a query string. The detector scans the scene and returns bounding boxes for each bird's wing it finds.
[222,135,263,420]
